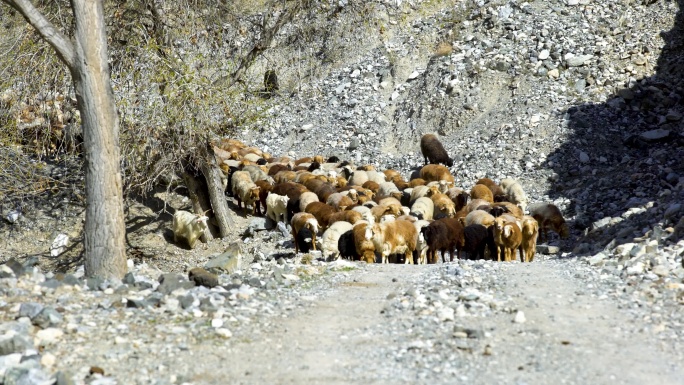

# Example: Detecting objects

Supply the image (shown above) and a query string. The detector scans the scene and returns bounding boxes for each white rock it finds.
[437,307,455,322]
[350,69,360,78]
[50,234,69,257]
[408,71,420,80]
[538,50,550,60]
[216,328,232,339]
[35,328,64,345]
[514,310,526,323]
[211,318,224,328]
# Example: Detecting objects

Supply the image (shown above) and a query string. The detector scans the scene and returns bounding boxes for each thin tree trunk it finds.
[181,170,214,243]
[201,160,234,238]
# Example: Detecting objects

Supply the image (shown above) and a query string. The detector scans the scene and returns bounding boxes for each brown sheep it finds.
[305,201,337,230]
[408,178,427,188]
[255,180,274,216]
[527,203,569,242]
[370,204,399,223]
[291,212,319,253]
[326,193,354,211]
[421,218,465,263]
[267,163,291,176]
[420,134,454,166]
[273,170,297,184]
[357,164,376,171]
[362,180,381,194]
[470,184,494,204]
[419,164,455,184]
[520,215,539,262]
[492,216,523,262]
[390,176,410,191]
[294,157,314,166]
[327,210,363,225]
[431,193,456,218]
[476,178,506,199]
[370,219,418,264]
[353,221,376,263]
[383,169,402,181]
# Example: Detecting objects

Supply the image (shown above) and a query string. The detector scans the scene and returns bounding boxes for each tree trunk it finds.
[201,160,234,238]
[71,0,127,280]
[3,0,128,280]
[181,170,214,243]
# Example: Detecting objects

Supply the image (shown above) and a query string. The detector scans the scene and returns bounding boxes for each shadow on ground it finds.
[547,0,684,256]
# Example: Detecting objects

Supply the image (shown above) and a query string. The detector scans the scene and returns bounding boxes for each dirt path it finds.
[472,260,684,385]
[213,264,420,385]
[184,260,684,384]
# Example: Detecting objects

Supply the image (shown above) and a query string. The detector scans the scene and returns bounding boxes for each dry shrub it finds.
[434,41,453,57]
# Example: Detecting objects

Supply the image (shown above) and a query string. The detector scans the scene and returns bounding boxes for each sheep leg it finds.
[292,228,299,254]
[519,247,526,263]
[311,231,317,251]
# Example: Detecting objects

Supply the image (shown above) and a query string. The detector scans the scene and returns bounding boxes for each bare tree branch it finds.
[228,1,302,88]
[2,0,76,69]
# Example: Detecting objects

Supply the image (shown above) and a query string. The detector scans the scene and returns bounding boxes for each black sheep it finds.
[462,224,491,260]
[420,134,454,167]
[337,229,358,260]
[295,227,314,253]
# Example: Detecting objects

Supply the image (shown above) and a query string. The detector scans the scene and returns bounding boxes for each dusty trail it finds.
[207,264,421,385]
[472,260,684,385]
[184,260,684,385]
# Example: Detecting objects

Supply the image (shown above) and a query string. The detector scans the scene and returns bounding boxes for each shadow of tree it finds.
[547,0,684,257]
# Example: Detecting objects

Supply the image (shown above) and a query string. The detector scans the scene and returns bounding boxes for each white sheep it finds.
[410,197,434,220]
[172,210,209,249]
[413,219,431,264]
[501,178,528,212]
[320,221,354,261]
[298,192,320,212]
[266,193,290,224]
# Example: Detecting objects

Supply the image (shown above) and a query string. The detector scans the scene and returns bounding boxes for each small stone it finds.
[566,54,593,67]
[216,328,232,339]
[652,265,670,277]
[188,268,219,288]
[35,328,64,345]
[156,273,194,295]
[32,307,63,329]
[640,129,670,142]
[579,151,590,163]
[588,253,606,266]
[538,50,550,60]
[408,71,420,80]
[40,352,56,368]
[548,68,559,78]
[537,245,560,254]
[514,311,526,323]
[437,307,454,322]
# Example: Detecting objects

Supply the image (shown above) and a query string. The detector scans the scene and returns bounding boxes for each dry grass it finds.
[434,41,453,57]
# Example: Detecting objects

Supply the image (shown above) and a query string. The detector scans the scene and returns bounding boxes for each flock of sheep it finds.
[172,134,570,264]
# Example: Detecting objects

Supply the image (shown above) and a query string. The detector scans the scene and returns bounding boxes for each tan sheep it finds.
[470,184,494,204]
[419,164,455,184]
[492,216,522,262]
[464,209,496,227]
[520,215,539,262]
[231,171,260,215]
[291,212,319,253]
[431,193,456,218]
